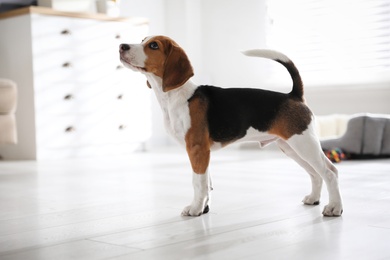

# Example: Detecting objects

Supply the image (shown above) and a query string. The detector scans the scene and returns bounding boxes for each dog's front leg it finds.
[181,170,211,216]
[182,144,212,216]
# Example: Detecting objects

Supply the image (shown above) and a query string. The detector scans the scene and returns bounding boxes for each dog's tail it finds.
[242,49,304,101]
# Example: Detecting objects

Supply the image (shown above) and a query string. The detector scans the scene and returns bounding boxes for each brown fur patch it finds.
[143,36,194,92]
[269,99,312,139]
[143,37,166,78]
[185,95,212,174]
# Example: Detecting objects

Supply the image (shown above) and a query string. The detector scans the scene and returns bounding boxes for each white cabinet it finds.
[0,7,151,160]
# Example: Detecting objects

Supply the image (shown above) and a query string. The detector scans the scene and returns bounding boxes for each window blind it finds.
[266,0,390,85]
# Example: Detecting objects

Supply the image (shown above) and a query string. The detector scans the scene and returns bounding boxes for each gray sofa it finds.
[321,114,390,158]
[0,78,17,144]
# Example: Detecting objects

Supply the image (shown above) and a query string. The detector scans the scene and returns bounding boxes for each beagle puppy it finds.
[119,35,343,217]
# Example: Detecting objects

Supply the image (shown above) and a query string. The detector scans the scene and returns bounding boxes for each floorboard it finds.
[0,147,389,259]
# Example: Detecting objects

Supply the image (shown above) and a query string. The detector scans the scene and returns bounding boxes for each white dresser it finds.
[0,7,151,160]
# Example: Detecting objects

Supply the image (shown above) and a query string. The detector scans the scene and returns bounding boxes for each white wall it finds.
[163,0,271,87]
[119,0,390,148]
[305,83,390,116]
[119,0,165,35]
[200,0,271,88]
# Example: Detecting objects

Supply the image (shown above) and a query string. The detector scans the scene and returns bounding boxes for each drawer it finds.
[35,82,127,115]
[31,14,74,37]
[36,111,151,148]
[36,113,112,148]
[31,15,111,53]
[33,50,75,84]
[31,14,74,55]
[36,114,90,148]
[73,58,120,84]
[34,69,149,117]
[33,53,120,86]
[65,19,123,47]
[104,114,152,144]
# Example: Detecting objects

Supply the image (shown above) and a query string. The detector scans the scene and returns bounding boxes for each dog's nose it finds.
[120,44,130,52]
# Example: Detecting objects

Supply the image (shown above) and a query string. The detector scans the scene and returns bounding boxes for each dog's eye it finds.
[149,42,159,50]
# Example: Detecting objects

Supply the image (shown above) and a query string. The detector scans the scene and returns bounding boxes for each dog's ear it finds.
[146,80,151,89]
[162,44,194,92]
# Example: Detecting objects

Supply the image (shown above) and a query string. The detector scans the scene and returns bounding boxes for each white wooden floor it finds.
[0,147,390,260]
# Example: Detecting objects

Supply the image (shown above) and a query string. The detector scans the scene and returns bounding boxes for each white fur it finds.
[120,44,146,71]
[238,127,279,148]
[280,120,343,215]
[182,170,212,216]
[242,49,291,63]
[148,75,198,146]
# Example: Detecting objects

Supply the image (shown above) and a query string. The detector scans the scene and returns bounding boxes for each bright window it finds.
[266,0,390,86]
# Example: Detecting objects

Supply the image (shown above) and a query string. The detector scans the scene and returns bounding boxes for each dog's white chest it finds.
[153,80,197,146]
[164,98,191,145]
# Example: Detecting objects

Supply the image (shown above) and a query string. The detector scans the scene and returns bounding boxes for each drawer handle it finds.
[62,62,72,68]
[119,125,127,130]
[116,65,123,70]
[117,94,123,100]
[65,126,75,132]
[61,29,71,35]
[115,34,121,39]
[64,94,74,100]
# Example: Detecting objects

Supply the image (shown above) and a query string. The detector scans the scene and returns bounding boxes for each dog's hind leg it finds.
[284,123,343,216]
[277,139,323,205]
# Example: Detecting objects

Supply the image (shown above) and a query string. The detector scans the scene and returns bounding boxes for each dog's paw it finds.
[322,202,343,217]
[302,194,320,205]
[181,204,209,217]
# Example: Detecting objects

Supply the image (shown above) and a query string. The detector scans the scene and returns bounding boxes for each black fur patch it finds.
[189,85,290,143]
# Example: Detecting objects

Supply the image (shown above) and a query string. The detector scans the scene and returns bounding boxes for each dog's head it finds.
[119,35,194,92]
